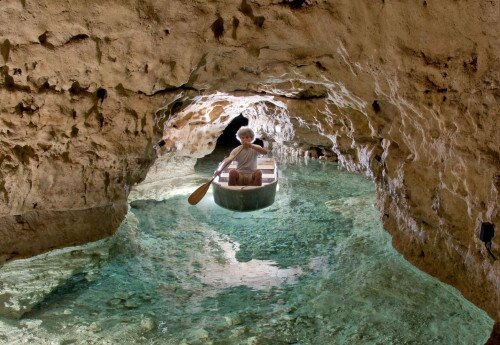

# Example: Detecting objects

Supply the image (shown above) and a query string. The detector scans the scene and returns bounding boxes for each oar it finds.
[188,146,244,205]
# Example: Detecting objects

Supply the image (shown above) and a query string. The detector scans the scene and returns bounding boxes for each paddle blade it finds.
[188,182,211,205]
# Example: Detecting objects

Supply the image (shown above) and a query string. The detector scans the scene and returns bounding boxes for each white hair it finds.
[236,126,255,140]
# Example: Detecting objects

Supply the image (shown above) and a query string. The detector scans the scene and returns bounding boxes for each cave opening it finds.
[214,113,265,150]
[153,93,290,161]
[215,113,249,148]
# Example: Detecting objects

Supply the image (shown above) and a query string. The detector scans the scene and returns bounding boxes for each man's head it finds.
[236,127,255,144]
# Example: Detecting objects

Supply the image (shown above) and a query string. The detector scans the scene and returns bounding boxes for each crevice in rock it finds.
[238,0,265,28]
[253,16,265,28]
[280,0,310,9]
[464,55,478,73]
[91,36,102,64]
[71,125,79,137]
[211,14,225,41]
[315,61,327,71]
[0,179,8,204]
[231,17,239,39]
[104,171,110,196]
[69,81,89,95]
[239,0,254,18]
[96,87,107,104]
[38,80,58,93]
[114,83,128,96]
[183,53,207,88]
[1,66,30,92]
[38,32,55,49]
[66,34,90,44]
[15,101,38,116]
[12,145,37,164]
[1,39,11,63]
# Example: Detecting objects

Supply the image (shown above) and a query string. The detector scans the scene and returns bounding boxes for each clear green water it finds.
[0,153,493,344]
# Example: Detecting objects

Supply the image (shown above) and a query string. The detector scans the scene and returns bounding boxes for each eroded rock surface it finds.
[0,0,498,319]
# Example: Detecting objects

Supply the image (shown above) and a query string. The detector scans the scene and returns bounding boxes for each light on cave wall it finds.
[147,92,296,185]
[156,92,295,158]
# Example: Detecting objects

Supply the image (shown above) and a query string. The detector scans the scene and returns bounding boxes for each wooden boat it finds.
[212,157,278,211]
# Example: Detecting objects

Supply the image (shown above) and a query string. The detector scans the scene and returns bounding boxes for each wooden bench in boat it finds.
[217,159,277,185]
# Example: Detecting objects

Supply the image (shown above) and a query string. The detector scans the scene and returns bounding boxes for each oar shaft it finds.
[214,145,245,177]
[187,145,245,205]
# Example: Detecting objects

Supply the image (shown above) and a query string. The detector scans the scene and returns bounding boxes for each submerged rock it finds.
[140,317,155,332]
[225,314,244,327]
[187,328,210,342]
[0,238,111,319]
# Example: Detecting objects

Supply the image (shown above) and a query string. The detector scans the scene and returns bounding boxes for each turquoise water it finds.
[0,153,493,344]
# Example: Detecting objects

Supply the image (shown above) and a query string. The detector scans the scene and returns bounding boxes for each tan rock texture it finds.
[0,0,499,320]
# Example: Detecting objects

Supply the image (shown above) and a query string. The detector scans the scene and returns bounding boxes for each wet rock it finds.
[124,300,140,309]
[107,298,122,307]
[229,326,247,338]
[187,328,209,342]
[140,317,155,332]
[88,322,102,333]
[244,336,259,345]
[114,291,135,300]
[140,293,152,302]
[20,319,42,330]
[0,239,111,319]
[225,313,244,326]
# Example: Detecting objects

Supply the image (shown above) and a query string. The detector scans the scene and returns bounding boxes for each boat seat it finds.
[219,158,276,185]
[220,172,275,177]
[218,177,275,184]
[222,168,274,174]
[219,178,275,187]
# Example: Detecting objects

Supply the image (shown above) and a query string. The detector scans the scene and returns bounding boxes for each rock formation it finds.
[0,0,498,321]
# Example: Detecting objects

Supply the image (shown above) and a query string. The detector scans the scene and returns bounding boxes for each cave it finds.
[0,0,498,343]
[216,114,249,148]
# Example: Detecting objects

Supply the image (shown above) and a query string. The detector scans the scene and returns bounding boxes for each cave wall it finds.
[0,0,499,319]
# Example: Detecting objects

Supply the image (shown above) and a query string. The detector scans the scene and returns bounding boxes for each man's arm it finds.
[220,155,235,167]
[251,144,268,154]
[214,159,230,176]
[215,147,240,175]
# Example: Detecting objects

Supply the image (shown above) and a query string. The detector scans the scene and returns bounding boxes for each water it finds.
[0,152,493,344]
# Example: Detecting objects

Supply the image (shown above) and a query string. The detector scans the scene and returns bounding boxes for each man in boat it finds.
[221,127,268,186]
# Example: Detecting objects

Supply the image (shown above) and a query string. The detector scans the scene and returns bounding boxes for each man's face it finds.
[240,134,253,144]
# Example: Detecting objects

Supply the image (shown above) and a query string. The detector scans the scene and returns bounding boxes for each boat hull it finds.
[212,180,278,211]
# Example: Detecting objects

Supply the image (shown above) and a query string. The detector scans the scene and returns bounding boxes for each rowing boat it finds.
[212,157,278,211]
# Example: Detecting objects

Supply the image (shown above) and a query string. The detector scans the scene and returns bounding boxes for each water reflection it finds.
[0,153,493,344]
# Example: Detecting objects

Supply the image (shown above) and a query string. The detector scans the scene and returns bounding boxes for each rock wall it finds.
[0,0,498,319]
